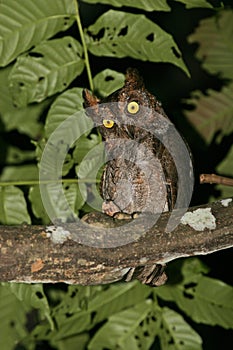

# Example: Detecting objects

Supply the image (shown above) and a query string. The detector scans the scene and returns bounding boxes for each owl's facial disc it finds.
[127,101,140,115]
[103,119,114,128]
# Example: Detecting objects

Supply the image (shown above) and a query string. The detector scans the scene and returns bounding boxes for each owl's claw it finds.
[113,212,132,220]
[113,211,141,220]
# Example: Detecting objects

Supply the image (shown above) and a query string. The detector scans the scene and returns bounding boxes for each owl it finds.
[83,68,179,286]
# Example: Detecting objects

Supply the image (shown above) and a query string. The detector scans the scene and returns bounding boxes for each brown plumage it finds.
[83,68,178,218]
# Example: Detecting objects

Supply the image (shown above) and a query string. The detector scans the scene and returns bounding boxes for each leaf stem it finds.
[73,0,94,91]
[0,179,99,187]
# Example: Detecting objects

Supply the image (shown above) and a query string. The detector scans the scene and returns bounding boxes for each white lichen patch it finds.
[181,208,216,231]
[46,226,71,244]
[221,198,232,207]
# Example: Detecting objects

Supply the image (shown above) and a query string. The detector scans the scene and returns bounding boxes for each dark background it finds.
[0,1,232,348]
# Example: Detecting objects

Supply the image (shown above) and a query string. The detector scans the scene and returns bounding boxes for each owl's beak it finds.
[124,125,134,139]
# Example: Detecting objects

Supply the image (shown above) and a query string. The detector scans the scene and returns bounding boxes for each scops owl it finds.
[82,68,184,286]
[83,68,178,219]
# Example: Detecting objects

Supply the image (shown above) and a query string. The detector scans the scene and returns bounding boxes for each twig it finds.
[200,173,233,186]
[73,0,93,91]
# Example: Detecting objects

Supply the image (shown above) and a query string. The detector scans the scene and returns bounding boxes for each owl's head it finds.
[83,68,164,140]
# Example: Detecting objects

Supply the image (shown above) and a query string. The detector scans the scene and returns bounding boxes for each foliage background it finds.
[0,0,232,349]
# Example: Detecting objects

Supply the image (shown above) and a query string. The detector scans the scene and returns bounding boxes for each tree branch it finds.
[0,198,232,285]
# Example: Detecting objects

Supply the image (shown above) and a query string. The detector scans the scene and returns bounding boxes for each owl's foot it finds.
[102,201,120,217]
[103,200,140,219]
[124,264,167,287]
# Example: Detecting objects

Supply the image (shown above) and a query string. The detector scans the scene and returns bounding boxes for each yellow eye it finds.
[103,119,114,128]
[127,101,139,114]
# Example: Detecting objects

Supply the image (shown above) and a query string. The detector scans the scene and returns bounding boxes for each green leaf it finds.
[184,83,233,144]
[0,0,75,66]
[75,142,105,179]
[214,145,233,199]
[188,10,233,78]
[28,185,50,224]
[85,10,189,76]
[62,154,74,177]
[75,141,104,209]
[0,186,31,224]
[38,183,84,222]
[63,182,87,213]
[45,87,91,138]
[181,257,209,277]
[51,333,90,350]
[155,268,233,329]
[88,281,151,325]
[52,282,151,340]
[5,146,35,165]
[174,0,213,8]
[0,164,38,182]
[8,283,54,329]
[73,133,102,164]
[0,283,29,350]
[88,300,156,350]
[93,69,125,97]
[0,65,50,138]
[82,0,170,12]
[159,307,202,350]
[9,37,84,107]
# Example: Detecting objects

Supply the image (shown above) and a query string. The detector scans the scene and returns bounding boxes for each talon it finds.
[113,212,132,220]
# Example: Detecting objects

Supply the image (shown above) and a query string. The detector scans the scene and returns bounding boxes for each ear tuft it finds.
[83,89,100,108]
[125,68,144,90]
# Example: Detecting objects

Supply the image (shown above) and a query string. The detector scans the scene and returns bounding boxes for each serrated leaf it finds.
[88,300,154,350]
[0,283,29,350]
[85,10,189,76]
[8,283,54,329]
[0,0,75,66]
[0,65,50,138]
[9,37,84,107]
[159,307,202,350]
[45,87,92,138]
[184,83,233,144]
[0,185,31,224]
[188,10,233,78]
[82,0,170,12]
[93,69,125,97]
[174,0,213,8]
[155,274,233,329]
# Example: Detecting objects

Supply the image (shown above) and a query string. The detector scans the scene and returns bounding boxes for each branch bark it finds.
[0,198,232,285]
